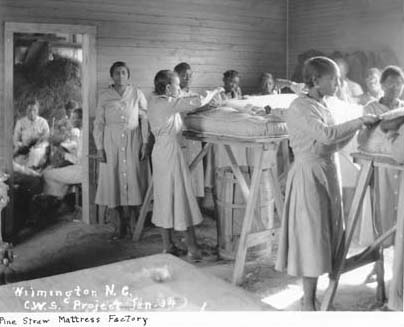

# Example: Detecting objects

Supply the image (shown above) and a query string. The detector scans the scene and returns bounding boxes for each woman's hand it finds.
[360,114,380,127]
[96,149,107,163]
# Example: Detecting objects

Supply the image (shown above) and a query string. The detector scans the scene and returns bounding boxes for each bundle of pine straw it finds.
[14,54,82,124]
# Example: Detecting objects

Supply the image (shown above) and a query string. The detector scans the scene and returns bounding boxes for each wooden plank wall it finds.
[288,0,404,79]
[0,0,287,171]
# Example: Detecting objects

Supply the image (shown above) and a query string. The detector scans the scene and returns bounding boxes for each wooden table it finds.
[0,254,271,311]
[321,152,404,311]
[134,131,287,285]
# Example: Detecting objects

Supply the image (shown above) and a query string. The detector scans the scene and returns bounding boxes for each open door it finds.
[3,23,97,241]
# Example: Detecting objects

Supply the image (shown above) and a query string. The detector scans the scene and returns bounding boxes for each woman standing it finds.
[359,68,383,106]
[174,62,204,200]
[93,61,150,239]
[275,57,378,311]
[362,66,404,246]
[148,70,222,259]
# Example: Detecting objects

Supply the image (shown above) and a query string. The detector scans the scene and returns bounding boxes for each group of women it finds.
[93,58,403,311]
[13,99,84,225]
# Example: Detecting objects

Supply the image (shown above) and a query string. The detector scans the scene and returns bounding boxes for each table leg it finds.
[321,161,374,310]
[232,147,264,285]
[133,182,153,241]
[223,144,250,201]
[268,167,284,220]
[189,143,212,172]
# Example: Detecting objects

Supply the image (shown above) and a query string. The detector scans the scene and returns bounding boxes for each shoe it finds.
[163,246,187,257]
[186,249,218,262]
[187,250,203,262]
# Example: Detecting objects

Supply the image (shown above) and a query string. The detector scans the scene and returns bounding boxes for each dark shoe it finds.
[163,246,187,257]
[187,250,203,262]
[187,247,218,262]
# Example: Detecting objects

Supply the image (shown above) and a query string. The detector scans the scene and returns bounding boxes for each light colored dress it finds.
[275,95,363,277]
[14,115,50,168]
[179,89,204,198]
[359,91,383,106]
[388,123,404,311]
[93,85,149,208]
[148,94,203,231]
[13,116,50,148]
[363,100,402,246]
[43,130,82,198]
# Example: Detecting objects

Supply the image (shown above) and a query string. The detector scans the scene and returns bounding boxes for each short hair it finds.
[72,108,83,119]
[174,62,191,74]
[380,65,404,84]
[154,70,177,95]
[223,70,239,80]
[302,56,338,88]
[109,61,130,78]
[261,72,273,80]
[26,98,39,108]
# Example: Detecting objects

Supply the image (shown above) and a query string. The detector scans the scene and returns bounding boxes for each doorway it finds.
[3,23,97,241]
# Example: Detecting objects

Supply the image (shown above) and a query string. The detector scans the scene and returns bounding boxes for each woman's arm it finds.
[297,102,364,145]
[335,130,358,150]
[137,90,151,143]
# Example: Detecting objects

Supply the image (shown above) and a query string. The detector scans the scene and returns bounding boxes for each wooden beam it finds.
[321,161,374,311]
[223,144,250,202]
[246,228,278,248]
[3,26,14,241]
[232,146,264,285]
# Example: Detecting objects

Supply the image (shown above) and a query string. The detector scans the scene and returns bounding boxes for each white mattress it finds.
[183,94,294,139]
[183,107,288,139]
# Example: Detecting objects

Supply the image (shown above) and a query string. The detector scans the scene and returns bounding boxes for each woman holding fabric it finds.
[275,57,379,311]
[362,66,404,246]
[93,61,151,239]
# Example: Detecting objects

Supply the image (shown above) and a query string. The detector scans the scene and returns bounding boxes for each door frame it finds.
[4,22,97,226]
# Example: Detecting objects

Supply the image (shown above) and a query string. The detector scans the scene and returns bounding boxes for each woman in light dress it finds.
[275,56,379,311]
[93,61,151,239]
[362,66,404,246]
[148,69,222,260]
[173,62,204,201]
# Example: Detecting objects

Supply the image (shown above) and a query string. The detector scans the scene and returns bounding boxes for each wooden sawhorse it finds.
[321,152,404,311]
[134,131,287,285]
